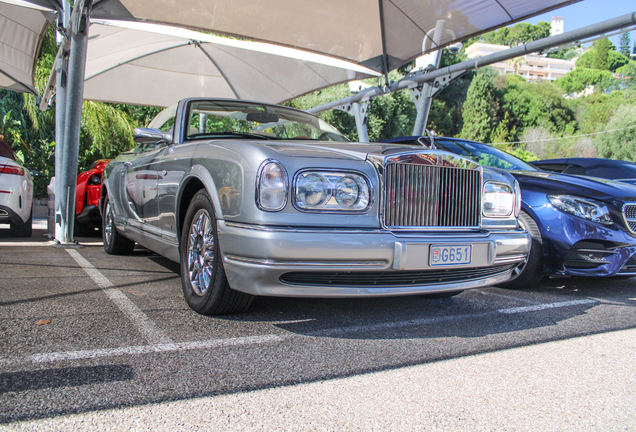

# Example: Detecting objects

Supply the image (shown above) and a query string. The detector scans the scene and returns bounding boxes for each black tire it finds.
[10,207,32,238]
[180,190,254,315]
[498,210,544,289]
[102,195,135,255]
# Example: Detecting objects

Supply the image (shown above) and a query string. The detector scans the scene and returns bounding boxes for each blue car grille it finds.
[622,204,636,234]
[383,163,481,229]
[564,241,612,269]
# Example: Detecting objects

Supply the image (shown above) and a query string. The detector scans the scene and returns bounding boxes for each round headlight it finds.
[297,173,330,208]
[335,176,360,208]
[88,174,102,185]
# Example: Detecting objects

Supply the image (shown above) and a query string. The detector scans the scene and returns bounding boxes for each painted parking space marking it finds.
[5,297,598,366]
[28,335,283,363]
[66,249,174,345]
[498,299,596,314]
[306,299,598,337]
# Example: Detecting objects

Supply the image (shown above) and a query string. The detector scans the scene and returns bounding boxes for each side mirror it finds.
[134,127,172,145]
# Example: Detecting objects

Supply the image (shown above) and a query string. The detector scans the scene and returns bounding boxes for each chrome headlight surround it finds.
[548,194,612,225]
[514,179,522,218]
[483,181,515,218]
[256,159,288,212]
[293,170,371,212]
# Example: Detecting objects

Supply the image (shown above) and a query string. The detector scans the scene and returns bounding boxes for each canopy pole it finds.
[54,2,70,242]
[377,0,390,88]
[56,0,92,245]
[412,19,445,136]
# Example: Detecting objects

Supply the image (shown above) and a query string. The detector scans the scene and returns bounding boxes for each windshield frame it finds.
[181,99,349,143]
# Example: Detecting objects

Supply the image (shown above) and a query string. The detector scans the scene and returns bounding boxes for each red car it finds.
[75,159,111,234]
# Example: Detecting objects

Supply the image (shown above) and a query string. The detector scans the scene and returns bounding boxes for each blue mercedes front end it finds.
[517,172,636,278]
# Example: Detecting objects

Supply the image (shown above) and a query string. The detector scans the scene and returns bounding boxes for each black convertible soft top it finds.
[0,137,15,161]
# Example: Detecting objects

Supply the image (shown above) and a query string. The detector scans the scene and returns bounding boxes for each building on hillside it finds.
[464,42,576,81]
[550,17,564,36]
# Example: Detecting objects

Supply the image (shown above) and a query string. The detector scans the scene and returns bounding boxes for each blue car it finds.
[381,136,636,288]
[532,157,636,186]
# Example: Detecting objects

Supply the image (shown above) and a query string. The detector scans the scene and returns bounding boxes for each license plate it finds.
[429,245,472,266]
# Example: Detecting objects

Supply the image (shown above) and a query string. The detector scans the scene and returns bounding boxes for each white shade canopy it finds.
[0,0,54,95]
[83,20,380,107]
[88,0,582,73]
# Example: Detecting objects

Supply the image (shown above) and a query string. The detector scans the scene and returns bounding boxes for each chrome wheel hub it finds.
[104,202,113,246]
[187,209,215,296]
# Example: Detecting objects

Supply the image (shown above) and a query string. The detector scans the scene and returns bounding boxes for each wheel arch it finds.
[176,167,223,242]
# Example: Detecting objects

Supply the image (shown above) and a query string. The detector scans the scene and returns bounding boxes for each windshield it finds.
[434,138,538,172]
[184,100,349,142]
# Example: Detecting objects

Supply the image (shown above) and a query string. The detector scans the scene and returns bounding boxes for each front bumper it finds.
[218,221,530,297]
[533,205,636,278]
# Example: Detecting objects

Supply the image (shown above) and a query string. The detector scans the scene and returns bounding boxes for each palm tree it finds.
[505,56,529,75]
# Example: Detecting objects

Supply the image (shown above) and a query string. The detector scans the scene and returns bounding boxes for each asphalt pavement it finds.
[1,219,635,431]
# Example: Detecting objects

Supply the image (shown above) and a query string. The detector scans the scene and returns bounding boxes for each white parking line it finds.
[29,335,284,363]
[498,299,596,314]
[17,297,598,364]
[6,250,601,365]
[306,299,598,337]
[66,249,174,345]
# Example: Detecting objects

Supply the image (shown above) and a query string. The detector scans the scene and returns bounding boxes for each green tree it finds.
[619,32,632,57]
[554,67,616,93]
[500,75,577,138]
[595,105,636,161]
[460,69,500,142]
[472,22,551,47]
[590,38,612,71]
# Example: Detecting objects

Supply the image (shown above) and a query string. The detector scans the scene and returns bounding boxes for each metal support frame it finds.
[410,19,445,137]
[335,101,370,143]
[308,11,636,132]
[409,68,467,136]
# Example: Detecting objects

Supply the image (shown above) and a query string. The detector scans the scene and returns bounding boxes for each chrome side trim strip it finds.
[224,254,387,268]
[493,254,527,264]
[223,221,386,234]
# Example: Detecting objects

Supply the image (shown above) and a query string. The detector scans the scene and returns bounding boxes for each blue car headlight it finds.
[294,171,370,212]
[548,194,612,225]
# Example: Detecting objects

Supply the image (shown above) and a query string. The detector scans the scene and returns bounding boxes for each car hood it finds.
[261,141,423,160]
[511,170,636,202]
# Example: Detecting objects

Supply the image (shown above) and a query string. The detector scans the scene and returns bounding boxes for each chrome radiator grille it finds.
[384,163,481,229]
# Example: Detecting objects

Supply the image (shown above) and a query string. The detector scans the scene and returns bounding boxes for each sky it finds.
[523,0,635,48]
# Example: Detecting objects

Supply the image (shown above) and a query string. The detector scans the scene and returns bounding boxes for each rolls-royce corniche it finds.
[100,98,530,315]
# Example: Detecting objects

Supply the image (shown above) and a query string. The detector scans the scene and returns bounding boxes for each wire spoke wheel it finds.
[104,201,114,247]
[180,190,254,315]
[187,209,216,296]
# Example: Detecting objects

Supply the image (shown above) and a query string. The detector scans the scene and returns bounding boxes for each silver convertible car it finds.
[100,98,530,315]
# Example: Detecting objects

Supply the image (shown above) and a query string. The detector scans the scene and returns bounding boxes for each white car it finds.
[0,156,33,237]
